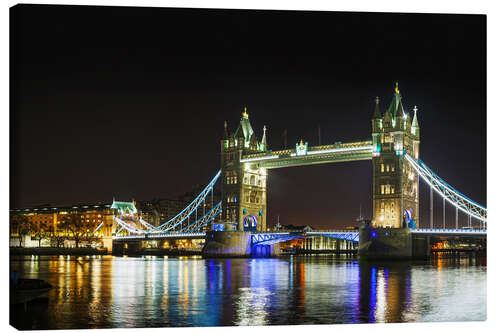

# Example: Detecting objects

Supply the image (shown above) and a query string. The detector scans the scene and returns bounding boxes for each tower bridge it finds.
[112,83,487,259]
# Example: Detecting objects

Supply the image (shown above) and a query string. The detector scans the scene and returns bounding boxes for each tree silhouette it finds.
[10,215,33,247]
[48,225,66,248]
[61,214,89,248]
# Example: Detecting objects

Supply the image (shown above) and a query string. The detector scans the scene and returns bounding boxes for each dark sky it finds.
[10,4,486,229]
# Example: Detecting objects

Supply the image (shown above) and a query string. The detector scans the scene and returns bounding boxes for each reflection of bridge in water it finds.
[112,84,486,259]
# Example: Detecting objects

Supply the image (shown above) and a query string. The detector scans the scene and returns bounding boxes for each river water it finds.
[10,254,486,329]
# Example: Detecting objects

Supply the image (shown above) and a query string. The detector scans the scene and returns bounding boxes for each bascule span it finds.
[112,228,486,258]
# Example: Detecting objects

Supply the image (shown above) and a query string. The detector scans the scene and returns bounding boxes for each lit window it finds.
[381,164,384,172]
[392,165,395,172]
[381,185,384,194]
[386,165,390,172]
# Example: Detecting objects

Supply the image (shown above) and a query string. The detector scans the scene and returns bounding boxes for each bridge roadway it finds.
[113,228,487,244]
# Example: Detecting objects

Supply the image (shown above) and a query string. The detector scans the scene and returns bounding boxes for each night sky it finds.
[10,4,486,229]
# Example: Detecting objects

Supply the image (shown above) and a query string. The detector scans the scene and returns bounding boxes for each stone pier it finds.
[358,226,413,260]
[202,231,280,258]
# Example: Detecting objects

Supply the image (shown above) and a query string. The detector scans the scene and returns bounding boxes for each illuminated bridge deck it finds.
[113,228,487,243]
[240,141,373,169]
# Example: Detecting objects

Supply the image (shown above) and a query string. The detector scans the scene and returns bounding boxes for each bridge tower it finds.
[221,108,268,231]
[371,83,420,228]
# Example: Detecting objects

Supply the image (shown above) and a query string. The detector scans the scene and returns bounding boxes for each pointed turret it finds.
[372,96,382,119]
[223,121,229,140]
[261,125,267,151]
[386,82,402,119]
[396,97,404,117]
[372,97,383,132]
[411,105,420,138]
[234,107,254,148]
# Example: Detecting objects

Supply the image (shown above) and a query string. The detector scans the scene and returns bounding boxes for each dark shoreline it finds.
[10,247,109,256]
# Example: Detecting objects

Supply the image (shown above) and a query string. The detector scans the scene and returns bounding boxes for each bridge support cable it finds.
[443,197,445,228]
[468,205,472,228]
[430,187,433,228]
[143,170,221,233]
[138,217,155,231]
[404,152,487,224]
[92,222,104,235]
[181,201,222,233]
[456,206,458,229]
[114,216,147,234]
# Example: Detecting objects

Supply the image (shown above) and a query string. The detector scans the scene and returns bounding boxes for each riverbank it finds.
[10,247,109,256]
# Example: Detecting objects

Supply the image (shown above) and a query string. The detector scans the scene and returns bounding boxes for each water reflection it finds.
[10,254,486,329]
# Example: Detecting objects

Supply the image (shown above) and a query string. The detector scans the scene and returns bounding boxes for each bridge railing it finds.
[113,232,206,240]
[412,228,487,235]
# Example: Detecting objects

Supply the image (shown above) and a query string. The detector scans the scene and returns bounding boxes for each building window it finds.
[381,163,384,172]
[250,175,256,186]
[392,164,395,172]
[386,165,390,172]
[381,185,384,194]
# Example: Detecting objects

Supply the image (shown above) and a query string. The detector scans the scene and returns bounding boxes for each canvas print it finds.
[9,4,486,330]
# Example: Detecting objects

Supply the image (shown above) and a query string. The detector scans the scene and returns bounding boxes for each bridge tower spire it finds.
[411,105,420,138]
[372,83,420,228]
[220,107,268,232]
[261,125,267,152]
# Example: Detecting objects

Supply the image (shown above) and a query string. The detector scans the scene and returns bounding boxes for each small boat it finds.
[10,278,53,305]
